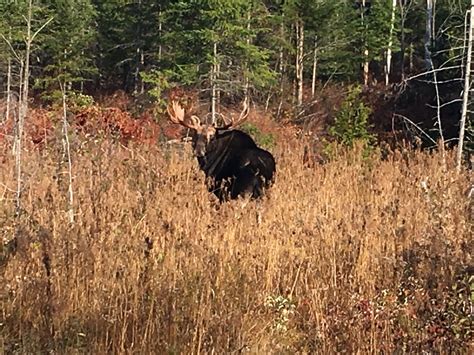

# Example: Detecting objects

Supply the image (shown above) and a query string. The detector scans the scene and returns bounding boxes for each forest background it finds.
[0,0,472,353]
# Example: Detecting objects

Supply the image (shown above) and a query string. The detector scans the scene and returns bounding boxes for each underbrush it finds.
[0,140,472,353]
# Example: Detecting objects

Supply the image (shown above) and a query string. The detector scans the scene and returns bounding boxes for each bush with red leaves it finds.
[73,105,161,145]
[0,108,55,149]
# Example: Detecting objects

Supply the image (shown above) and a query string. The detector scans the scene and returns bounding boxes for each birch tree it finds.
[38,0,96,97]
[59,82,74,223]
[385,0,397,85]
[424,0,445,152]
[5,39,12,124]
[457,0,474,172]
[295,18,304,106]
[211,40,218,124]
[1,0,53,215]
[352,0,393,86]
[311,35,318,98]
[425,0,435,70]
[361,0,370,86]
[398,0,415,80]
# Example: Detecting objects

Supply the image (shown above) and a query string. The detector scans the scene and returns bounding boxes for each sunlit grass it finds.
[0,140,472,353]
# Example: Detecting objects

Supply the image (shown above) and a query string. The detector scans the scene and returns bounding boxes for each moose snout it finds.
[195,146,206,158]
[193,138,208,157]
[194,147,206,158]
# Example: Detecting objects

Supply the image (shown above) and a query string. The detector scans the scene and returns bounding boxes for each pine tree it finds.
[37,0,97,98]
[160,0,276,117]
[93,0,163,92]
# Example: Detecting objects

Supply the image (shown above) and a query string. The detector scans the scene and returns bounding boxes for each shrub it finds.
[140,69,172,118]
[326,85,375,158]
[240,122,276,149]
[67,92,95,111]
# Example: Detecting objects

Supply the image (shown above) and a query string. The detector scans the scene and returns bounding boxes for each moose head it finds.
[167,94,275,202]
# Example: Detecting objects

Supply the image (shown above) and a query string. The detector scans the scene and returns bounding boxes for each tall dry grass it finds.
[0,139,472,353]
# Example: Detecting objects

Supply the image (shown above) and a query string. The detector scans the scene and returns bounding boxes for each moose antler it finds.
[221,98,250,129]
[167,100,201,130]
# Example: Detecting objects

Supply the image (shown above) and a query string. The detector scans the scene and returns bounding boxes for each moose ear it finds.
[189,115,201,128]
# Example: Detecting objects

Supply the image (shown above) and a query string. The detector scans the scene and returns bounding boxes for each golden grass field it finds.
[0,138,472,353]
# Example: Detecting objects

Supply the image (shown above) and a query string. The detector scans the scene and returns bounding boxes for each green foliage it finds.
[36,0,97,94]
[363,0,400,62]
[46,90,95,112]
[0,1,52,63]
[162,0,276,97]
[93,0,163,91]
[325,85,375,159]
[0,0,469,135]
[265,294,296,333]
[329,85,374,146]
[444,273,474,342]
[140,69,172,115]
[240,122,275,149]
[67,92,95,110]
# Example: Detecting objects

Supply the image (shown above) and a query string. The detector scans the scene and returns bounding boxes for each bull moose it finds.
[167,98,276,202]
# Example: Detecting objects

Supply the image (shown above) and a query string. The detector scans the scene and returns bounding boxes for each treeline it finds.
[0,0,469,109]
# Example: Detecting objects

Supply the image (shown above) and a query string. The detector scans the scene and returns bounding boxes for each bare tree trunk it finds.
[244,9,251,106]
[13,62,24,156]
[133,46,142,95]
[278,14,285,76]
[13,1,53,216]
[80,49,85,92]
[5,56,12,123]
[15,1,33,216]
[216,60,221,110]
[363,50,369,86]
[158,9,162,62]
[295,19,304,107]
[311,35,318,98]
[457,0,474,172]
[385,0,397,85]
[60,84,74,223]
[63,48,73,91]
[425,0,445,156]
[361,0,369,86]
[425,0,434,70]
[211,40,218,124]
[140,49,145,94]
[133,0,143,95]
[399,7,406,80]
[399,1,415,80]
[277,17,285,119]
[432,68,445,154]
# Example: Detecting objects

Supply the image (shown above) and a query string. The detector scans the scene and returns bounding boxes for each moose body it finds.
[195,129,276,201]
[167,98,276,202]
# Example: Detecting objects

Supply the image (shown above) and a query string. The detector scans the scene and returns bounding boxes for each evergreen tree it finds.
[93,0,163,92]
[161,1,276,108]
[37,0,97,98]
[0,1,51,101]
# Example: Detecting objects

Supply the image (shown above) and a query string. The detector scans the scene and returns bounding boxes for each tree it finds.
[93,0,163,92]
[457,0,474,172]
[37,0,97,98]
[385,0,398,85]
[160,0,275,117]
[398,0,417,80]
[0,0,53,215]
[352,0,395,85]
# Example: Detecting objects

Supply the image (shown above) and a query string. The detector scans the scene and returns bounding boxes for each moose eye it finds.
[207,130,215,141]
